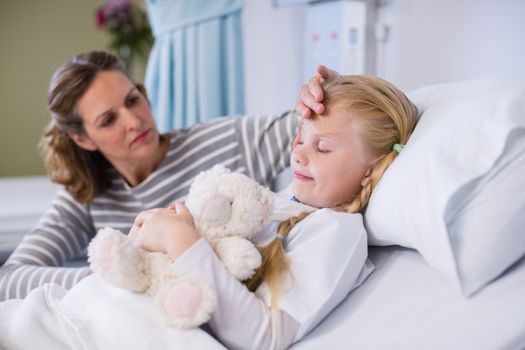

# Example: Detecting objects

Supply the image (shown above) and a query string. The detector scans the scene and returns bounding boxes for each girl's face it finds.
[291,109,375,208]
[72,70,160,171]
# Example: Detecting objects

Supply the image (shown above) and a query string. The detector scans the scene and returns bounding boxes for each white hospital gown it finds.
[170,194,374,349]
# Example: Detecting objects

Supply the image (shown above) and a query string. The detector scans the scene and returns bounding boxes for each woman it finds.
[0,51,328,301]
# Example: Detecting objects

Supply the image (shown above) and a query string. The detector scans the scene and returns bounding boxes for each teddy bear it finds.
[87,164,274,329]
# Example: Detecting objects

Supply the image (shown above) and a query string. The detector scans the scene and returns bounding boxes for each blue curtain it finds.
[145,0,245,131]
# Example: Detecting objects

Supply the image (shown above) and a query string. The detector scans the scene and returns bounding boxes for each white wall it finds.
[242,0,305,115]
[377,0,525,91]
[242,0,525,110]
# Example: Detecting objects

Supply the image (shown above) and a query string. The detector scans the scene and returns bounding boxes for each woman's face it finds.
[72,70,160,171]
[290,109,375,208]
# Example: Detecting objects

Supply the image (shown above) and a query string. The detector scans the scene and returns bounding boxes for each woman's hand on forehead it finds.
[296,65,341,118]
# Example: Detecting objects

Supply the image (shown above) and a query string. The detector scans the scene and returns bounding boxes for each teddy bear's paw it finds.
[215,237,262,281]
[88,227,150,292]
[156,278,217,329]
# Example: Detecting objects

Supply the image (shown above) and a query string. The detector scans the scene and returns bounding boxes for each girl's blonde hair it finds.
[40,51,147,203]
[245,75,419,308]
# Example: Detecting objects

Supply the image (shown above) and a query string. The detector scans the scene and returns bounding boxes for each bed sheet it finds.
[293,245,525,350]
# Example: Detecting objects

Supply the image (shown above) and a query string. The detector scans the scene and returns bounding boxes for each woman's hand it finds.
[129,203,200,260]
[295,65,341,118]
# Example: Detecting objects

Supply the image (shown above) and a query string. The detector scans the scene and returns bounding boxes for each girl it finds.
[130,75,419,349]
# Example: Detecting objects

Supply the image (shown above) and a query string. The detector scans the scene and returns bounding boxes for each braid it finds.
[245,211,311,309]
[339,152,398,214]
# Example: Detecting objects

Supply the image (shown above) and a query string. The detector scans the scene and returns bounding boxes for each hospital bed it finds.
[295,245,525,349]
[1,77,524,349]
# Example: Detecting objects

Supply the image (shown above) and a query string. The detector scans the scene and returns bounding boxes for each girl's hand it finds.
[295,65,341,118]
[129,203,200,260]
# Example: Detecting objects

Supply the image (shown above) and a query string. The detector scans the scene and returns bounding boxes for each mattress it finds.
[293,245,525,350]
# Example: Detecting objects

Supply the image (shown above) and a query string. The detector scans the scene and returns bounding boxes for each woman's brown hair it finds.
[40,51,145,203]
[245,75,419,309]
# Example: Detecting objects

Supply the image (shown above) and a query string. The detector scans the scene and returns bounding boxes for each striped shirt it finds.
[0,112,297,301]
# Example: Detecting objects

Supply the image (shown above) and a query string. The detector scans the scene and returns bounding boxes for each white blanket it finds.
[0,275,224,350]
[5,246,524,350]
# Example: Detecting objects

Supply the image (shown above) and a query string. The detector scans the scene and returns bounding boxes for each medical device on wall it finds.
[303,0,373,81]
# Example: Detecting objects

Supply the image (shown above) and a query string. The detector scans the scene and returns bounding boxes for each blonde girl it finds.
[131,74,419,350]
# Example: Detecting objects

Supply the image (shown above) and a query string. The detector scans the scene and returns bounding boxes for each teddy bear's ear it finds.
[192,164,230,186]
[210,163,230,176]
[190,192,233,227]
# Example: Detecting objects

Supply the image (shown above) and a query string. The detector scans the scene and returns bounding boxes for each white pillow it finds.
[364,77,525,296]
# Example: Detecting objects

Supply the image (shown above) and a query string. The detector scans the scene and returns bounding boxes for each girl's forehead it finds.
[300,110,356,136]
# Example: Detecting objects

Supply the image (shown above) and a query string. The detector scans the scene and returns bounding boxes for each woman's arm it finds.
[295,64,341,118]
[0,189,94,301]
[233,111,297,188]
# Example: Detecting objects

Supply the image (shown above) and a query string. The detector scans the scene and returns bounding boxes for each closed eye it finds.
[316,139,333,153]
[316,142,331,153]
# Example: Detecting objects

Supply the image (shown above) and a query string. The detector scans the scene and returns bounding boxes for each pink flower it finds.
[95,8,106,29]
[92,0,153,66]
